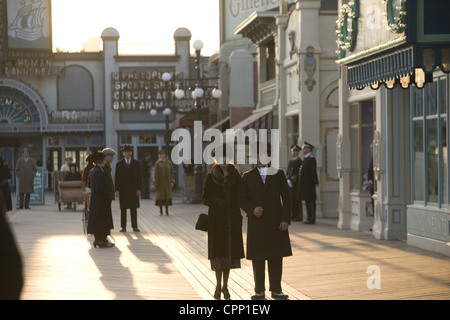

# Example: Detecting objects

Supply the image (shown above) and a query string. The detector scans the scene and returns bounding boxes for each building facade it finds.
[224,0,340,217]
[336,0,450,256]
[0,0,210,190]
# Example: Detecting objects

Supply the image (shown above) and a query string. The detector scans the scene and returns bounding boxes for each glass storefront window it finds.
[350,100,375,191]
[411,76,448,207]
[139,135,157,144]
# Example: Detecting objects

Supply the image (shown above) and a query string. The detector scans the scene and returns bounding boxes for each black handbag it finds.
[195,214,208,232]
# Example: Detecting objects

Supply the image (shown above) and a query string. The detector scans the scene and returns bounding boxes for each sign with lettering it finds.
[0,86,40,124]
[111,70,175,111]
[111,69,219,111]
[223,0,295,41]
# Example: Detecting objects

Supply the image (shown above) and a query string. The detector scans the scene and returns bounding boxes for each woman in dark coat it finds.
[202,154,244,300]
[87,152,114,248]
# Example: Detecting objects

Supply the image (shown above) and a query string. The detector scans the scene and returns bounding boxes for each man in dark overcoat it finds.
[15,148,36,209]
[297,141,319,224]
[238,144,292,300]
[286,144,303,221]
[115,145,142,232]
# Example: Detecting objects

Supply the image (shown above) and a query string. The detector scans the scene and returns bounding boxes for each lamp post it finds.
[150,40,222,203]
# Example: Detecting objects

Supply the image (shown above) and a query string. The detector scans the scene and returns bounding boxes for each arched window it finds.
[57,65,93,110]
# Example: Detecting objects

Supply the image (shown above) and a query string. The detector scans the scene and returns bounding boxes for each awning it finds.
[172,108,210,128]
[345,45,450,90]
[346,46,414,90]
[230,109,273,131]
[208,115,230,130]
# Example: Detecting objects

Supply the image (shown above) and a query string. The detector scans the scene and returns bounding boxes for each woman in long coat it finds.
[202,156,244,300]
[154,149,175,215]
[87,153,114,248]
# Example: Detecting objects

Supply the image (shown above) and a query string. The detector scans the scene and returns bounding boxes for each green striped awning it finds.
[347,47,414,90]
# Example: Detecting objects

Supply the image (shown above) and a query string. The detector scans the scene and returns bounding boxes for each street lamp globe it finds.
[150,109,158,116]
[194,87,204,98]
[175,88,185,99]
[162,72,171,82]
[212,88,222,99]
[193,40,204,51]
[163,107,172,116]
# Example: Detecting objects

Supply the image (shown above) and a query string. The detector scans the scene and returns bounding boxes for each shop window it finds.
[58,65,94,110]
[139,135,157,144]
[350,100,375,191]
[411,75,448,206]
[120,135,132,145]
[91,135,104,147]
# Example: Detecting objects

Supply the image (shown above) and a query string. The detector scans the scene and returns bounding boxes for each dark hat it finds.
[302,141,315,149]
[291,144,301,151]
[121,144,133,152]
[69,163,77,168]
[91,152,106,164]
[85,151,96,162]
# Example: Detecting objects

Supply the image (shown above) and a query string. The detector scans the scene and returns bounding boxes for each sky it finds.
[51,0,220,55]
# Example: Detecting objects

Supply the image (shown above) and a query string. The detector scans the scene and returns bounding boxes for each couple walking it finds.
[202,144,292,300]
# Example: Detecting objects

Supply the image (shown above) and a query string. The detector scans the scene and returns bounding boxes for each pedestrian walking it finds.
[141,153,152,199]
[0,157,12,212]
[202,146,244,300]
[87,152,115,248]
[15,148,37,209]
[238,143,292,300]
[297,141,319,224]
[286,144,303,221]
[154,149,175,215]
[115,145,142,232]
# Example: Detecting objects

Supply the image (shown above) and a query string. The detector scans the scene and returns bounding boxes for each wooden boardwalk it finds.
[6,192,450,300]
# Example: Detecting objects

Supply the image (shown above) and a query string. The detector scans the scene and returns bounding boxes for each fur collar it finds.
[210,163,240,186]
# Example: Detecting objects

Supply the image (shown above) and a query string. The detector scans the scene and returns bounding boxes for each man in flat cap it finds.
[286,144,303,221]
[297,142,319,224]
[115,145,142,232]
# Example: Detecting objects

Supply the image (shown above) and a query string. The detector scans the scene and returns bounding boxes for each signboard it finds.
[7,0,52,50]
[222,0,295,41]
[16,166,45,205]
[111,68,219,111]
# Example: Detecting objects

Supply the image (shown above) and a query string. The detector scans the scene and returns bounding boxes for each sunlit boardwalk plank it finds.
[6,192,450,300]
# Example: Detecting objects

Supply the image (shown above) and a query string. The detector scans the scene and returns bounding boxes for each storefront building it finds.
[0,0,210,189]
[231,0,340,217]
[336,0,450,256]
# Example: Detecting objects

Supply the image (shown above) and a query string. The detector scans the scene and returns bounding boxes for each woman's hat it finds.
[91,152,106,164]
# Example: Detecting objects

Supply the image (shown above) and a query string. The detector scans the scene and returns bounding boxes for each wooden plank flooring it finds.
[5,192,450,300]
